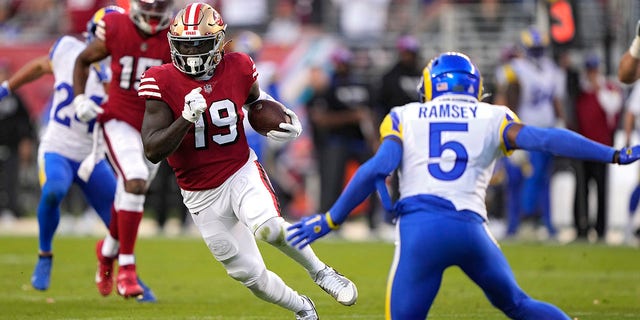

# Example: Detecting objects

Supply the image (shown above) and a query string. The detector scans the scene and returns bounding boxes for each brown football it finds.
[247,99,290,136]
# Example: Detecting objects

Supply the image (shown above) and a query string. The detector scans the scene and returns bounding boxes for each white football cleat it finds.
[313,266,358,306]
[295,295,318,320]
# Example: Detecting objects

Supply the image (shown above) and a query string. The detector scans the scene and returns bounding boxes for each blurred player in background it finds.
[288,51,640,320]
[623,75,640,241]
[495,26,565,239]
[73,0,173,298]
[619,18,640,241]
[139,3,357,319]
[0,5,155,302]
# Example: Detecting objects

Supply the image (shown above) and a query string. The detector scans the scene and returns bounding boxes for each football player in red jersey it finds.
[72,0,174,298]
[139,3,357,319]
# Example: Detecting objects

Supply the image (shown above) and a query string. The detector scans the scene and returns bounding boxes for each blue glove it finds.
[287,213,338,249]
[0,81,10,101]
[617,146,640,164]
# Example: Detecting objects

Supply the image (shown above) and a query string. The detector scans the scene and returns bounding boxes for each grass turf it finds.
[0,236,639,319]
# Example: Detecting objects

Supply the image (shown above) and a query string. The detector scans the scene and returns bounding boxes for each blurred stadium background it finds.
[1,0,640,245]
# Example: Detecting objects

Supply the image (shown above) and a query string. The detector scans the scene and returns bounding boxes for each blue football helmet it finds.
[85,5,125,43]
[520,26,549,58]
[417,52,483,102]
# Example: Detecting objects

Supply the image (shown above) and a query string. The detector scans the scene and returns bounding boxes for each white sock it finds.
[246,270,304,312]
[102,234,119,258]
[118,254,135,266]
[274,221,325,276]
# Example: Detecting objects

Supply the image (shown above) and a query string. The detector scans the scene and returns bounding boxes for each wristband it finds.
[630,37,640,59]
[325,212,340,230]
[1,80,10,93]
[613,150,620,164]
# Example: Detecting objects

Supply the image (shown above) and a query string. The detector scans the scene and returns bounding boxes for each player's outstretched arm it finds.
[619,52,640,84]
[73,39,108,97]
[287,137,402,249]
[504,123,640,164]
[619,20,640,84]
[0,55,52,102]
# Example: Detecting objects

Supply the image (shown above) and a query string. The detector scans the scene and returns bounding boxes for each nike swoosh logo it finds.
[117,284,127,295]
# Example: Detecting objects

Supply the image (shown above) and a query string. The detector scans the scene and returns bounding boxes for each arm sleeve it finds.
[328,137,402,225]
[515,125,616,163]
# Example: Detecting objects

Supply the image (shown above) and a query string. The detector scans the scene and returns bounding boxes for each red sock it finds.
[108,206,119,239]
[117,210,143,255]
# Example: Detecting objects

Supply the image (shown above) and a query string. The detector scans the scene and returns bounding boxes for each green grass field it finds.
[1,236,639,319]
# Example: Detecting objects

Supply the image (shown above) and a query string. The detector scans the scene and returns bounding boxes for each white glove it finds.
[267,108,302,142]
[74,94,104,122]
[182,87,207,123]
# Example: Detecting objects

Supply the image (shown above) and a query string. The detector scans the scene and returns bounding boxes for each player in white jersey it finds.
[495,26,565,238]
[0,6,155,301]
[623,82,640,240]
[288,52,640,319]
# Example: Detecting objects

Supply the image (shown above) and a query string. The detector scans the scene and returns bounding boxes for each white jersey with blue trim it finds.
[39,36,108,162]
[379,94,519,220]
[508,56,558,127]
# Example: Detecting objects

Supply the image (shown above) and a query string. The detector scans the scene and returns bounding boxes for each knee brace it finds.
[254,217,287,246]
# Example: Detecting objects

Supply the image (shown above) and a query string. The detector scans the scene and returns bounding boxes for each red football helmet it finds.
[129,0,174,35]
[168,3,227,77]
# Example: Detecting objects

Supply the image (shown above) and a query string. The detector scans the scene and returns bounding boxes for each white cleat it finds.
[295,295,318,320]
[313,266,358,306]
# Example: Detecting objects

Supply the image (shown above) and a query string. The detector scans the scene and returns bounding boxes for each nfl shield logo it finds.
[467,85,475,94]
[204,84,212,94]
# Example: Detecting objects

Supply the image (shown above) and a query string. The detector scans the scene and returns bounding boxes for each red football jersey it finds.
[139,52,258,190]
[100,12,172,131]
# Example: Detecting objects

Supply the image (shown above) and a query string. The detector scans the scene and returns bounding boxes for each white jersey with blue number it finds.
[507,56,559,127]
[39,36,108,162]
[379,94,519,220]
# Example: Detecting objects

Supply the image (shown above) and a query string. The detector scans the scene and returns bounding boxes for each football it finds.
[246,99,290,136]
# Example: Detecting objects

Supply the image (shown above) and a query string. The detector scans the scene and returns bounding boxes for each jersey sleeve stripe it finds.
[96,20,106,41]
[138,77,162,98]
[139,90,161,98]
[139,83,159,90]
[499,109,521,155]
[379,111,402,141]
[48,36,65,60]
[503,65,517,83]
